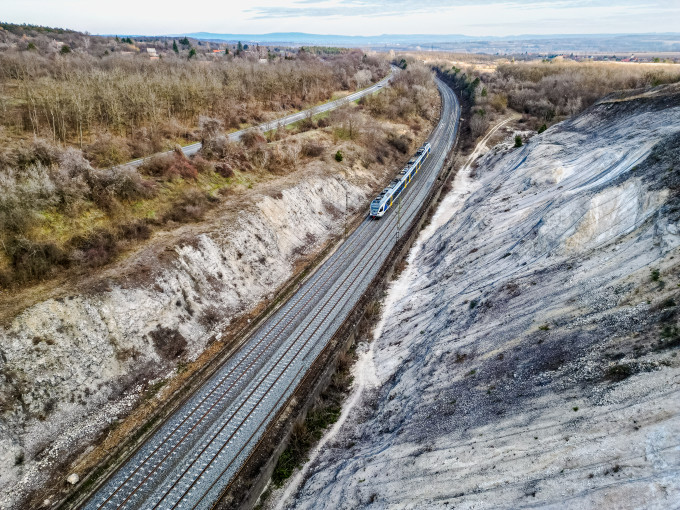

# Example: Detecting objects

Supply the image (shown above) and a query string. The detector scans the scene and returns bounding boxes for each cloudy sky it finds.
[3,0,678,36]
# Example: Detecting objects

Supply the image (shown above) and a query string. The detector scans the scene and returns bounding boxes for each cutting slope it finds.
[286,85,680,509]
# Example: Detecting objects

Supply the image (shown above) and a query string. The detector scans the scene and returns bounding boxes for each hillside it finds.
[281,84,680,508]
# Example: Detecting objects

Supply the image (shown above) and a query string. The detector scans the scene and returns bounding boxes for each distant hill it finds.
[168,32,680,54]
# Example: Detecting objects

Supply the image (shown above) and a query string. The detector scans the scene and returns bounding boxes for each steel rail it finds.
[102,205,393,509]
[159,79,459,509]
[86,76,458,510]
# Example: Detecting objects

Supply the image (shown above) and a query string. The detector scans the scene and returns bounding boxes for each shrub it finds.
[190,155,214,174]
[69,229,118,267]
[85,135,132,168]
[301,140,324,157]
[60,45,71,55]
[650,268,660,281]
[92,167,156,202]
[140,152,198,181]
[198,116,224,142]
[470,114,489,138]
[163,189,217,223]
[199,305,222,329]
[118,220,151,241]
[5,238,69,283]
[16,138,62,169]
[214,162,234,178]
[387,133,411,154]
[605,363,634,381]
[149,326,187,360]
[514,135,523,148]
[538,124,547,134]
[335,150,343,162]
[240,130,266,148]
[200,135,230,160]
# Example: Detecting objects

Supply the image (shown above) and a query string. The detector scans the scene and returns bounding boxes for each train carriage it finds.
[370,142,431,218]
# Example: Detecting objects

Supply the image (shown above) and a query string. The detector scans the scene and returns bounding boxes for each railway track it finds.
[84,77,460,510]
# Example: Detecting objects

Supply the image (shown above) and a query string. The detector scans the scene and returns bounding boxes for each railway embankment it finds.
[0,133,427,510]
[282,84,680,508]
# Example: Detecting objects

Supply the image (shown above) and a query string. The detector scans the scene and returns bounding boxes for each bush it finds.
[118,220,151,241]
[190,155,214,174]
[214,162,234,179]
[301,140,324,157]
[335,150,343,162]
[240,130,266,148]
[200,135,230,160]
[387,133,411,154]
[514,135,523,148]
[605,363,634,382]
[140,152,198,180]
[16,138,62,169]
[4,238,69,283]
[199,305,222,329]
[69,229,118,267]
[198,116,224,142]
[538,124,547,134]
[92,167,156,202]
[149,326,187,360]
[85,135,132,168]
[470,114,489,138]
[163,189,217,223]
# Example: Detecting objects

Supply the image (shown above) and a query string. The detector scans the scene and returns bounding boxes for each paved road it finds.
[124,71,394,168]
[85,77,460,510]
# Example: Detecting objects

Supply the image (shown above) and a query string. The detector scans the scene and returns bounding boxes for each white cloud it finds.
[1,0,676,36]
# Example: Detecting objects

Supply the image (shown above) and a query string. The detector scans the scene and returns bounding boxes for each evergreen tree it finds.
[188,48,196,59]
[173,40,179,54]
[224,47,229,55]
[236,41,243,55]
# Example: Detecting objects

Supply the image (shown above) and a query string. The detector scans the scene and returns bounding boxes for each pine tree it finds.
[224,47,229,55]
[188,48,196,59]
[236,41,243,55]
[173,40,179,54]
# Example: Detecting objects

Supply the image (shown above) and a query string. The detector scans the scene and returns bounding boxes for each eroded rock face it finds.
[288,87,680,509]
[0,170,368,509]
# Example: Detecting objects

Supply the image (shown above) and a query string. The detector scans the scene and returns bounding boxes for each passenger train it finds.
[369,142,431,218]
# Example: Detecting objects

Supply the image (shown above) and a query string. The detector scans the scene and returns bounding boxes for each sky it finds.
[2,0,679,36]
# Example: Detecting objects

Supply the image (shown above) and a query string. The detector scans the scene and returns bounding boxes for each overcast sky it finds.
[3,0,679,36]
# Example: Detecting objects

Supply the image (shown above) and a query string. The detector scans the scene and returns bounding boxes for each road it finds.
[124,71,394,168]
[84,76,460,510]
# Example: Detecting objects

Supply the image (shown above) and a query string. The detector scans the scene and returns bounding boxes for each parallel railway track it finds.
[84,77,460,510]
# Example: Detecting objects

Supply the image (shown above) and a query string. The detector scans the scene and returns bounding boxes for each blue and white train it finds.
[369,142,431,218]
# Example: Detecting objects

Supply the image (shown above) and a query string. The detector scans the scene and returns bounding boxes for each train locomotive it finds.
[369,142,431,218]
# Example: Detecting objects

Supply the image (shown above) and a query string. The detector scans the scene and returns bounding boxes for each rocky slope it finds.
[283,85,680,508]
[0,156,386,508]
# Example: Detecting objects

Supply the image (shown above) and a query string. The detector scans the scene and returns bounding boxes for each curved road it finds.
[85,77,460,510]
